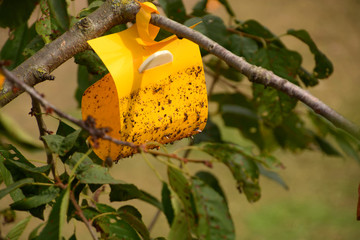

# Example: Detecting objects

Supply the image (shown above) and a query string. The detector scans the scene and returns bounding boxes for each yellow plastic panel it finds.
[81,2,208,160]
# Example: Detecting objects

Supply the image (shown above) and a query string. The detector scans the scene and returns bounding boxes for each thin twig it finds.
[2,65,207,167]
[69,189,99,240]
[150,13,360,140]
[207,59,222,97]
[30,97,54,165]
[1,66,136,149]
[147,210,161,232]
[0,0,358,139]
[29,96,65,187]
[144,149,212,168]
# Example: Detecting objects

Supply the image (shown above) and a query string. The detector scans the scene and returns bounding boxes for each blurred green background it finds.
[1,0,360,239]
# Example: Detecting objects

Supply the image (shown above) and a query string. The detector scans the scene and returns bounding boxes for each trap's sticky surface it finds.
[81,2,208,160]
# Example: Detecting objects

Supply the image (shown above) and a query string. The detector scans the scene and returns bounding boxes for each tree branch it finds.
[1,65,136,149]
[69,188,99,240]
[0,0,140,107]
[150,14,360,139]
[30,97,54,165]
[0,0,359,140]
[2,64,211,166]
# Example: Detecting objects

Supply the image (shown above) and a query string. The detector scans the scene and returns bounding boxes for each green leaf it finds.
[74,50,108,76]
[161,182,174,226]
[11,187,60,210]
[238,19,284,48]
[55,122,89,160]
[67,152,93,172]
[184,15,228,48]
[69,233,77,240]
[108,219,141,240]
[168,211,192,240]
[313,134,342,156]
[192,0,207,17]
[110,183,162,210]
[118,205,141,219]
[257,164,288,190]
[5,215,31,240]
[191,0,235,17]
[110,184,143,201]
[333,131,360,163]
[195,171,227,203]
[56,120,76,137]
[287,29,333,79]
[37,188,70,240]
[42,135,65,154]
[168,166,196,231]
[29,205,46,220]
[201,143,261,202]
[206,57,242,82]
[218,0,235,17]
[229,34,258,60]
[36,0,68,44]
[28,223,44,240]
[4,159,51,185]
[80,205,115,235]
[192,178,235,240]
[118,205,150,240]
[23,35,45,59]
[79,0,104,18]
[252,47,301,125]
[308,111,360,161]
[96,202,116,213]
[0,152,25,201]
[48,0,70,32]
[66,181,84,220]
[0,113,42,150]
[75,64,104,107]
[58,129,81,156]
[0,0,38,29]
[211,93,264,149]
[59,188,70,239]
[36,0,52,44]
[158,0,187,23]
[273,114,312,151]
[0,178,34,200]
[67,152,123,184]
[193,116,222,144]
[297,67,319,87]
[0,23,37,70]
[81,206,101,220]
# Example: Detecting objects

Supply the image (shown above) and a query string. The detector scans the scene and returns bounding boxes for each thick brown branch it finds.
[0,0,140,107]
[150,14,360,139]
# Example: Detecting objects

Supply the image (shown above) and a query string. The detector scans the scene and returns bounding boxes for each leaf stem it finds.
[91,212,118,222]
[140,151,165,182]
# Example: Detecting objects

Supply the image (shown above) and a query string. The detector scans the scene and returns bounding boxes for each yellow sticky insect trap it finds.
[81,2,208,160]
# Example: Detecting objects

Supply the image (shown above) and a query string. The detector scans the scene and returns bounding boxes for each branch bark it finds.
[0,0,140,107]
[0,0,359,139]
[149,14,360,139]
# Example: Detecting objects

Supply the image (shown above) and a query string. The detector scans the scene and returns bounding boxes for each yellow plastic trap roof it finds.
[81,2,208,160]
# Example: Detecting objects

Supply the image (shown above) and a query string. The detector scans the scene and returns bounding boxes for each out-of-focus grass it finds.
[243,199,358,240]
